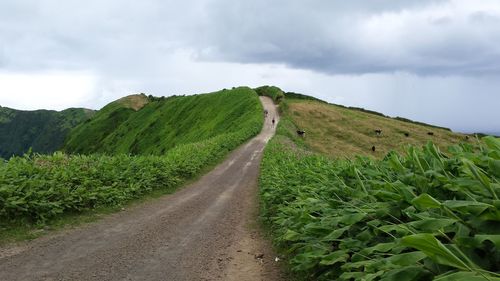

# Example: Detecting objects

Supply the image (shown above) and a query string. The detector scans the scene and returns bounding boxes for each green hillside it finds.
[0,106,94,159]
[65,87,263,155]
[278,95,466,158]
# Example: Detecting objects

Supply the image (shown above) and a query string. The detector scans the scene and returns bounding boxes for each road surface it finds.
[0,96,284,281]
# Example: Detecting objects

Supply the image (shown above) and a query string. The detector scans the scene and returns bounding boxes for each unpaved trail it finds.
[0,97,285,281]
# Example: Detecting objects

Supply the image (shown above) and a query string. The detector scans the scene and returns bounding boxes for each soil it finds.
[0,97,285,281]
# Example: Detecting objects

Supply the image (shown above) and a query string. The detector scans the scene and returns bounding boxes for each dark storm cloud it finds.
[192,0,500,76]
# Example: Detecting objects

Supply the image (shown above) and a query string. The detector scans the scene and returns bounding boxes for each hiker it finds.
[272,117,275,127]
[264,109,268,118]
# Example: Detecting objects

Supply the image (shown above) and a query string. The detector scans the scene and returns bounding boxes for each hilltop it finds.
[0,106,95,159]
[277,92,466,158]
[64,87,263,155]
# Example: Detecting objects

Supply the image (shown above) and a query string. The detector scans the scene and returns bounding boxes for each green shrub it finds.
[260,135,500,280]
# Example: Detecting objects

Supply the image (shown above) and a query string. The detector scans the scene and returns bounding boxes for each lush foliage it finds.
[65,87,262,155]
[260,135,500,280]
[0,107,94,159]
[1,126,260,224]
[1,87,263,225]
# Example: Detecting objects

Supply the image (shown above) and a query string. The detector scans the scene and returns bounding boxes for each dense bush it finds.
[260,136,500,280]
[1,126,261,224]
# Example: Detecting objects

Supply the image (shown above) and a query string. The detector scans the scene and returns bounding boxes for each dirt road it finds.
[0,97,284,281]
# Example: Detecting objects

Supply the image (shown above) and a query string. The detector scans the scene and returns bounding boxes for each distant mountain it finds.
[0,106,95,158]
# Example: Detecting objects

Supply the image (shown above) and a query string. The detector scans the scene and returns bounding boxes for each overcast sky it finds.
[0,0,499,134]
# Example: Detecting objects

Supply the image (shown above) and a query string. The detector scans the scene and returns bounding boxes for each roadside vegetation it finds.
[260,94,500,280]
[0,87,263,242]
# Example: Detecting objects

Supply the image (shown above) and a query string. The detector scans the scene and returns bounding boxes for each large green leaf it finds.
[401,234,472,270]
[380,266,431,281]
[319,250,349,265]
[463,158,497,199]
[411,194,441,209]
[442,200,494,216]
[322,226,350,241]
[407,218,457,232]
[386,251,427,266]
[282,229,301,241]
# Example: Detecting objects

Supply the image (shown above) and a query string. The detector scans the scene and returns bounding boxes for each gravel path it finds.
[0,97,285,281]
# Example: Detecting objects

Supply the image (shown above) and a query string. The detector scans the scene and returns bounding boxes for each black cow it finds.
[374,129,382,136]
[297,130,305,137]
[427,132,434,136]
[404,133,410,137]
[372,146,376,152]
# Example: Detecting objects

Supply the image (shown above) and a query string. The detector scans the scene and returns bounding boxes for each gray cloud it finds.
[0,0,499,133]
[2,0,500,76]
[192,0,500,75]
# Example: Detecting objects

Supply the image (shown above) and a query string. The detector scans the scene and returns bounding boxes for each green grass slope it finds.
[279,96,467,158]
[64,87,263,155]
[0,106,94,159]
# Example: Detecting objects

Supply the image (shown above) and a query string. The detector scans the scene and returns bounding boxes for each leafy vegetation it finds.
[260,127,500,280]
[65,87,262,155]
[1,87,262,232]
[0,107,94,159]
[1,128,259,224]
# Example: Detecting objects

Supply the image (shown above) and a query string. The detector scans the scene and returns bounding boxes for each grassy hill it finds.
[279,96,467,158]
[64,87,263,155]
[0,106,95,159]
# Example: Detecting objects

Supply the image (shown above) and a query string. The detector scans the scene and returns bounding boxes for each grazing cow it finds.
[372,146,376,152]
[465,135,470,140]
[427,132,434,136]
[374,129,382,136]
[404,133,410,137]
[297,130,305,137]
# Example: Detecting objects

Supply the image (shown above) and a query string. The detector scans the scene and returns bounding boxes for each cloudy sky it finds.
[0,0,499,134]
